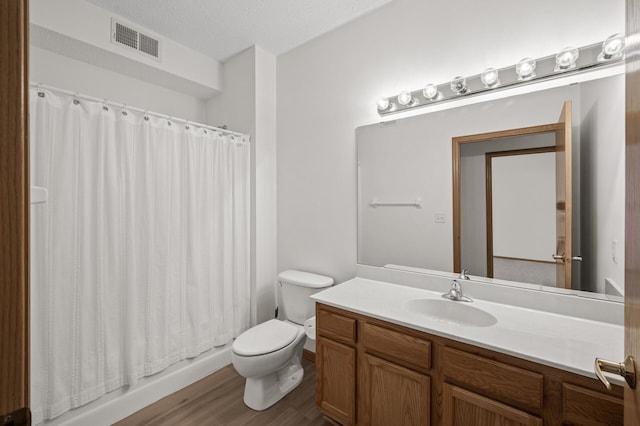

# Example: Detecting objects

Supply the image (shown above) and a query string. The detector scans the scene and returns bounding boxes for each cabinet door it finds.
[443,384,541,426]
[316,336,356,425]
[362,354,430,426]
[562,383,623,425]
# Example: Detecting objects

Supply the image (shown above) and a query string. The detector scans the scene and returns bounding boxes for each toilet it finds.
[231,270,334,410]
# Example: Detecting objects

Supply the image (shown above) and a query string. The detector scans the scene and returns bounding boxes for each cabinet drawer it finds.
[443,347,543,411]
[317,307,357,344]
[562,383,623,425]
[362,322,431,373]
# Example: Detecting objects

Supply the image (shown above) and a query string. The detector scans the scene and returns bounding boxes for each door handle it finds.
[594,356,636,390]
[552,254,583,262]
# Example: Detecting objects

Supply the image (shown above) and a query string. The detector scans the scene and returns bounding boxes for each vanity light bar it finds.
[377,36,625,116]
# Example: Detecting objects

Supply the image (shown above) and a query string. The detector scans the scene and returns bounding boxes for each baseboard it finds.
[303,349,315,363]
[51,345,232,426]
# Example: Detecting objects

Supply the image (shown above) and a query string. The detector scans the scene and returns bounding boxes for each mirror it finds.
[357,73,624,298]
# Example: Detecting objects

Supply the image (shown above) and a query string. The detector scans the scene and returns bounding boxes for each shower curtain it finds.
[29,88,251,422]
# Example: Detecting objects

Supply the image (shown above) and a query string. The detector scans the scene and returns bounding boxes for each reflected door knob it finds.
[594,356,636,390]
[552,254,583,262]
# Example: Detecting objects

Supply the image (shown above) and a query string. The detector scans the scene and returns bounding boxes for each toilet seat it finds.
[233,319,298,356]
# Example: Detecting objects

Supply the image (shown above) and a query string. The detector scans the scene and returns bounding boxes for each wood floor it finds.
[116,359,332,426]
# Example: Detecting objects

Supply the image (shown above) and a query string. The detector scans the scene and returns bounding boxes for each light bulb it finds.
[397,91,413,106]
[423,84,439,100]
[598,33,625,61]
[450,76,468,94]
[555,47,579,71]
[516,58,536,80]
[377,97,390,111]
[480,68,500,88]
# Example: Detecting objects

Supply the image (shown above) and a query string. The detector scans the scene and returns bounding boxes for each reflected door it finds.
[453,101,573,290]
[554,101,573,289]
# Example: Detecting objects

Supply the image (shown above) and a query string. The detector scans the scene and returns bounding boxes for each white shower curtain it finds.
[29,88,251,422]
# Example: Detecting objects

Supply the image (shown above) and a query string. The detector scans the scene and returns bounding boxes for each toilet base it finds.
[243,362,304,411]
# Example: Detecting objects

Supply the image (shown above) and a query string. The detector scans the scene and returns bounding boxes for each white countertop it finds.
[311,277,625,386]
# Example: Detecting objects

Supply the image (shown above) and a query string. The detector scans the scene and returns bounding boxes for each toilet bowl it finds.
[231,319,306,410]
[231,270,333,411]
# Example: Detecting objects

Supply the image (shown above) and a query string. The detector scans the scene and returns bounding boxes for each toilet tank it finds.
[279,270,333,325]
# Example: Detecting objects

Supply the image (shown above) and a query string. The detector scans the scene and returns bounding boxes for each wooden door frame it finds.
[0,0,30,423]
[484,146,556,279]
[625,0,640,422]
[452,123,562,274]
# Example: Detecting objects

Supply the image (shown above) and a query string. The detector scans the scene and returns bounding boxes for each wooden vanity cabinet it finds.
[315,303,624,426]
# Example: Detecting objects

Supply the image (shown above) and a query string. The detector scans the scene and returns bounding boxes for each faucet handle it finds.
[445,279,462,301]
[443,279,472,302]
[458,269,470,280]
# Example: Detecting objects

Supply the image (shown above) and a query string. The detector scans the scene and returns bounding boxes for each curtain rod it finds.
[29,82,249,139]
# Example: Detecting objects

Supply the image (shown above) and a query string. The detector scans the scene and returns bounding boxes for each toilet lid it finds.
[233,319,299,356]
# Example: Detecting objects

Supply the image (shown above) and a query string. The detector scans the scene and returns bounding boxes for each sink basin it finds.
[405,299,497,327]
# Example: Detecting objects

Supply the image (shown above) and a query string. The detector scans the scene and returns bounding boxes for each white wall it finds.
[276,0,624,284]
[254,47,279,323]
[31,47,207,123]
[30,0,222,97]
[492,152,556,261]
[206,46,278,324]
[580,75,625,294]
[460,152,487,276]
[206,48,256,133]
[357,121,447,270]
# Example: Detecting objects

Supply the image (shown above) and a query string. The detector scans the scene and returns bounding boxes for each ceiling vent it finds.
[111,19,161,61]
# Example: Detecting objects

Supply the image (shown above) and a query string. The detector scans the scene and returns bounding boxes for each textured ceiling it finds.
[86,0,392,61]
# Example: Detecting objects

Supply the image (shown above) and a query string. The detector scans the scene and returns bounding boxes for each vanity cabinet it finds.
[315,303,623,426]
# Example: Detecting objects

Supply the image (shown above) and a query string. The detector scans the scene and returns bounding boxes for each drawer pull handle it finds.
[594,356,636,390]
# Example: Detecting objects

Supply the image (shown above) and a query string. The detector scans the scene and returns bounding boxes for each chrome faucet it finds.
[458,269,470,280]
[443,279,472,302]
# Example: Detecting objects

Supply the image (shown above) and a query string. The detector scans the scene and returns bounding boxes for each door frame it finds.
[0,0,30,423]
[452,122,562,275]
